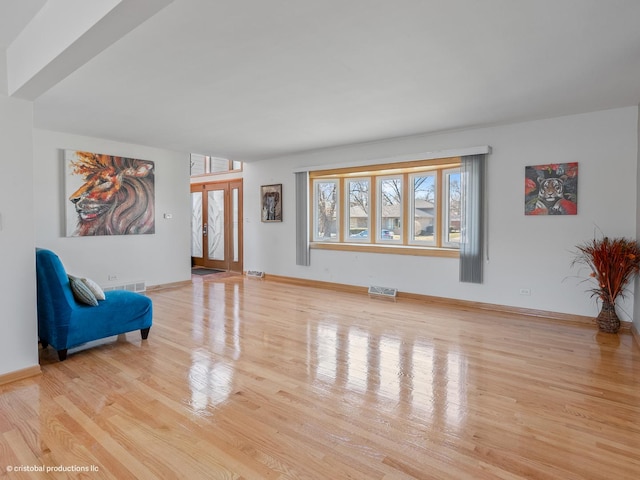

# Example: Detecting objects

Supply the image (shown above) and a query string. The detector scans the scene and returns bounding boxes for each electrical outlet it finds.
[108,274,118,281]
[519,288,531,296]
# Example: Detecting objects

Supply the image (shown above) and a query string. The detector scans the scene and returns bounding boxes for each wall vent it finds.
[103,281,146,293]
[247,270,265,278]
[368,285,398,298]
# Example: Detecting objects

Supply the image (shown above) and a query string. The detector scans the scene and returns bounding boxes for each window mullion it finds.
[308,177,314,242]
[339,177,345,242]
[436,169,443,248]
[402,172,409,245]
[370,176,377,244]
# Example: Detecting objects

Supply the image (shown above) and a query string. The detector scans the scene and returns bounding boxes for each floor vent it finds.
[247,270,265,278]
[103,281,146,293]
[368,285,398,298]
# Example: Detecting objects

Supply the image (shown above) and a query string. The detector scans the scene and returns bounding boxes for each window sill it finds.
[310,242,459,258]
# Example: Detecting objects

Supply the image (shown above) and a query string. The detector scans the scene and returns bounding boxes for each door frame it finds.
[191,179,243,273]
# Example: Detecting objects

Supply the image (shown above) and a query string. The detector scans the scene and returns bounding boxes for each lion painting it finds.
[66,150,155,236]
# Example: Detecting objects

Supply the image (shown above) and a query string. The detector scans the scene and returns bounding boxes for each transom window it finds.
[310,157,461,256]
[190,154,242,176]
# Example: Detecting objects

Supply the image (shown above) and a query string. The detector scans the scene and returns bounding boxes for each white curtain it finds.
[295,171,310,266]
[459,154,485,283]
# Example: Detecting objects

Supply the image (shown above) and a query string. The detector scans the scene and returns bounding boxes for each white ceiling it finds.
[0,0,46,48]
[5,0,640,161]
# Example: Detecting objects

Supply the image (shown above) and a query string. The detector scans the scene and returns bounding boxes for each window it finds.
[190,154,242,176]
[310,157,461,257]
[410,173,436,245]
[313,179,339,241]
[378,176,402,243]
[346,178,370,242]
[443,168,461,248]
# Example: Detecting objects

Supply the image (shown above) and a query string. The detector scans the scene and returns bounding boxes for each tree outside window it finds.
[378,176,402,241]
[347,179,370,240]
[314,180,338,240]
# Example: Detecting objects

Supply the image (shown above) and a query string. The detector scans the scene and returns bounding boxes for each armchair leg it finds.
[57,349,68,361]
[141,327,150,340]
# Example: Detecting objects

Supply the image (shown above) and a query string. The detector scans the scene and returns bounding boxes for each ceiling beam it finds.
[7,0,173,100]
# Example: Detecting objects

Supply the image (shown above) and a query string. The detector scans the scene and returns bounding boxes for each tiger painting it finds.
[525,163,578,215]
[66,151,155,236]
[536,176,567,212]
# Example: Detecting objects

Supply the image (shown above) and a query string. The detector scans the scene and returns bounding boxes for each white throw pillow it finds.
[81,277,106,301]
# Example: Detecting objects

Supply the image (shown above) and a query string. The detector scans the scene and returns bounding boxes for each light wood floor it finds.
[2,274,640,479]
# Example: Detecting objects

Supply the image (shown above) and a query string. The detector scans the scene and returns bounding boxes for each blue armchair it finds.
[35,248,152,361]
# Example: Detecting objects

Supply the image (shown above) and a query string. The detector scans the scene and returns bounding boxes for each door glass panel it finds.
[191,192,203,257]
[232,188,239,262]
[208,190,225,261]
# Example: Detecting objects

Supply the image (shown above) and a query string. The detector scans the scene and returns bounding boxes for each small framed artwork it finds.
[261,184,282,222]
[525,162,578,215]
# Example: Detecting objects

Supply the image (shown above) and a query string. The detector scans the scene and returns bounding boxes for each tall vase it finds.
[597,300,620,333]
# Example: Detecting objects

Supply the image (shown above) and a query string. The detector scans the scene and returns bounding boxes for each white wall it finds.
[244,107,639,321]
[0,95,38,376]
[33,129,192,289]
[635,106,640,332]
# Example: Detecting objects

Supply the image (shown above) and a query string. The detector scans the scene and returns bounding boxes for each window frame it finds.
[344,177,372,244]
[409,171,437,247]
[190,154,243,177]
[442,167,461,249]
[376,175,403,244]
[312,178,340,242]
[309,157,461,258]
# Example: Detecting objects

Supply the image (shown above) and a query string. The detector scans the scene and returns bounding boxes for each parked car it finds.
[350,229,393,239]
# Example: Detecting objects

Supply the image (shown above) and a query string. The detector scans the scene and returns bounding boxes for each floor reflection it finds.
[187,279,468,429]
[188,349,233,411]
[309,321,468,430]
[187,281,243,412]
